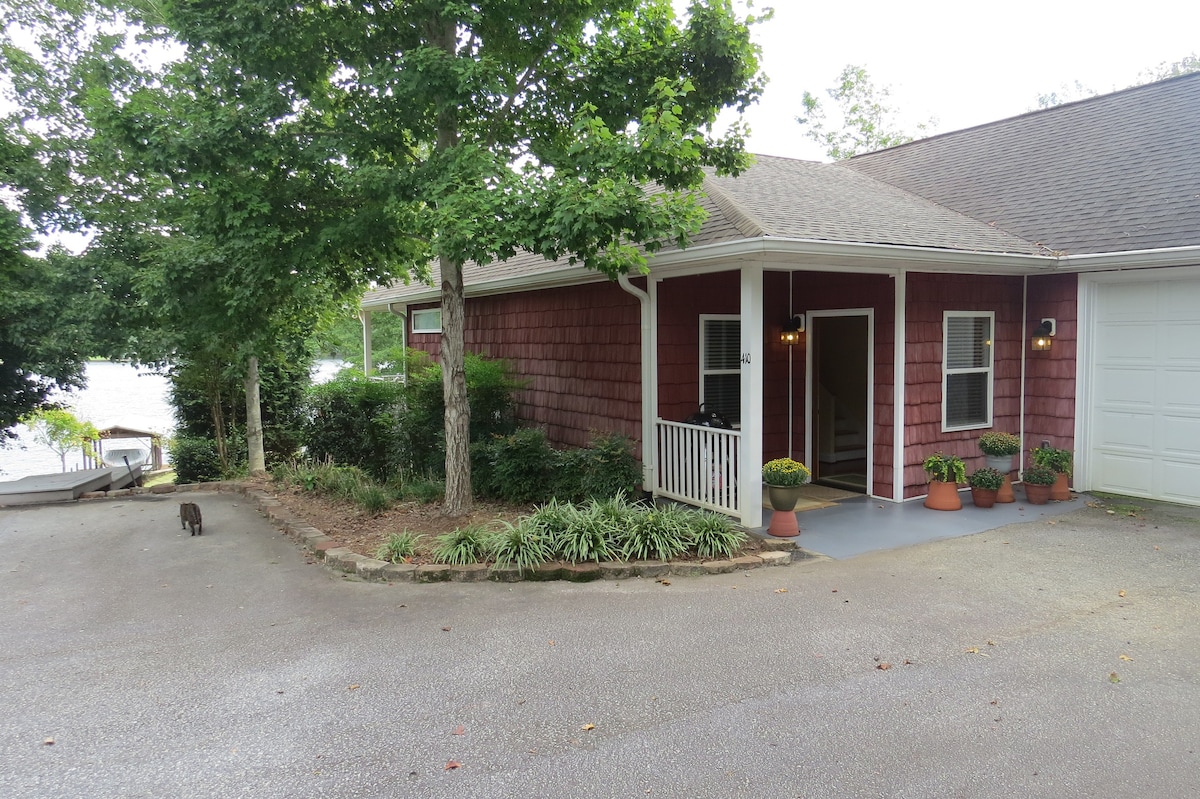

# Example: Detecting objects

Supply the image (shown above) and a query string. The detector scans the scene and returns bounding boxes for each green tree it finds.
[20,408,99,472]
[156,0,765,514]
[797,64,935,160]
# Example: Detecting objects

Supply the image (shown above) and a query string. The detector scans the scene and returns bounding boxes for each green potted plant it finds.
[968,467,1004,508]
[1032,445,1072,500]
[762,457,811,537]
[1021,464,1058,505]
[922,452,966,511]
[978,431,1021,503]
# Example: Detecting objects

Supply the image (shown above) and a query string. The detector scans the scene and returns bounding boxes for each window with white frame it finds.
[411,308,442,334]
[700,315,741,426]
[943,311,994,430]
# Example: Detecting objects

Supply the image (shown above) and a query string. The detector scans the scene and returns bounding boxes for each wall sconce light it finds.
[781,314,806,345]
[1032,318,1056,351]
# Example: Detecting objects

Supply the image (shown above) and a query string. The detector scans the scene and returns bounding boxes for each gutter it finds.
[617,273,656,493]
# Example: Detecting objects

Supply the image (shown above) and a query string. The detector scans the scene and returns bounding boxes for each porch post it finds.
[359,309,373,375]
[739,263,764,528]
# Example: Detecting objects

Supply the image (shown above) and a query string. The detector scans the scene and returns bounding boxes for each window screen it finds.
[943,313,993,429]
[701,317,740,425]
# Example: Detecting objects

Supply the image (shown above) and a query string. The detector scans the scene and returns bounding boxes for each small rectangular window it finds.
[411,308,442,334]
[700,315,740,426]
[943,312,993,430]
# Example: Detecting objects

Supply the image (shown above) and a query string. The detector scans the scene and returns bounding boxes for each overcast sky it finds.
[734,0,1200,161]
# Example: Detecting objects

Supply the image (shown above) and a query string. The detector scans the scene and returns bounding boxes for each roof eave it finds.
[1056,245,1200,272]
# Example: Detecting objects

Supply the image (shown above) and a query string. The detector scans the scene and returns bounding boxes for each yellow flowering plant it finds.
[762,458,811,487]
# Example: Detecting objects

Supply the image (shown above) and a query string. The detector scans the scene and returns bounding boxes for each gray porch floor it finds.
[753,490,1088,559]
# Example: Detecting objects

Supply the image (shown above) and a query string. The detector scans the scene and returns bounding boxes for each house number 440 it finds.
[740,353,752,364]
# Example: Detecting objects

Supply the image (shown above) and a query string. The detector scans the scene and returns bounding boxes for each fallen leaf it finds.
[1118,590,1126,597]
[657,579,671,586]
[42,737,55,746]
[548,640,555,646]
[903,659,914,665]
[831,589,838,593]
[581,723,596,731]
[445,760,462,771]
[1154,546,1160,551]
[348,684,360,691]
[989,700,999,705]
[876,662,892,670]
[774,588,788,594]
[1109,672,1121,684]
[1119,654,1133,662]
[965,647,979,654]
[1106,509,1116,515]
[987,640,997,646]
[441,627,452,632]
[452,725,465,736]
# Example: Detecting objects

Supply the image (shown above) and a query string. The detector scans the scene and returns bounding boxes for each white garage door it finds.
[1088,277,1200,505]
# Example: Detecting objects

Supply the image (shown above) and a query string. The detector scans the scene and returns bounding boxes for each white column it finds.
[892,269,906,502]
[739,262,764,528]
[359,309,373,375]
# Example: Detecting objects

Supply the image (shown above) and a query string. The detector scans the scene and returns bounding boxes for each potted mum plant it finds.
[1021,464,1058,504]
[923,452,966,511]
[1032,445,1073,501]
[967,467,1004,508]
[763,457,811,538]
[978,431,1021,503]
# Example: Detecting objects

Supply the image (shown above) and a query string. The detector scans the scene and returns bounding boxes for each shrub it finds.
[554,433,643,502]
[301,371,405,480]
[1032,446,1072,475]
[402,478,445,504]
[554,497,626,563]
[352,483,393,514]
[397,353,521,476]
[170,435,223,484]
[486,428,557,504]
[489,519,553,574]
[689,512,747,560]
[431,525,493,566]
[617,503,692,562]
[375,531,423,563]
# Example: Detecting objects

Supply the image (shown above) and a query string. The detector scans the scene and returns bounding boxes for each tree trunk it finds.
[244,354,266,475]
[440,253,472,515]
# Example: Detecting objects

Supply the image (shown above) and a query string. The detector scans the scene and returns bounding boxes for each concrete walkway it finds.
[3,492,1198,798]
[770,492,1088,559]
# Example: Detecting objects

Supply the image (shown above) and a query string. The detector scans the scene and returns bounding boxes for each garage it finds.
[1084,273,1200,505]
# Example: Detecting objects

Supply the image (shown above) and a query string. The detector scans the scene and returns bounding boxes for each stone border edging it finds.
[84,480,821,583]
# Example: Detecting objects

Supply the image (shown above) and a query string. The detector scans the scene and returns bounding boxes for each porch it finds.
[751,487,1087,559]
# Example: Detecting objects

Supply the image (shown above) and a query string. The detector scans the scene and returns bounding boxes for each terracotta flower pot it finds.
[970,487,998,508]
[1024,482,1052,505]
[924,480,962,511]
[996,473,1015,503]
[1050,472,1071,501]
[766,484,803,537]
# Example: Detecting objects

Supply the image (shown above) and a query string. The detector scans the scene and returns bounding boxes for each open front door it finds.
[809,313,871,493]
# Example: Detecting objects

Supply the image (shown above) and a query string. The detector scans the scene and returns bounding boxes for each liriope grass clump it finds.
[431,525,493,566]
[489,519,554,574]
[375,531,424,563]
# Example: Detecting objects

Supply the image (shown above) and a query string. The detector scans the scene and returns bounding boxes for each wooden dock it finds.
[0,465,143,506]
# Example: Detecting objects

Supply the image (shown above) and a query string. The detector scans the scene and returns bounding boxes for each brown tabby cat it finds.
[179,502,203,536]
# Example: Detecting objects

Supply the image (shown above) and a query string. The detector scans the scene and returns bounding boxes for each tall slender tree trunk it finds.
[431,13,471,515]
[440,253,471,515]
[245,354,266,475]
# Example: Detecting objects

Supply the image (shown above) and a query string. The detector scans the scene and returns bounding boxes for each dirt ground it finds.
[249,476,765,563]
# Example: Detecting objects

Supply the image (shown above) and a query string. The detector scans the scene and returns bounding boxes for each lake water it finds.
[0,359,347,481]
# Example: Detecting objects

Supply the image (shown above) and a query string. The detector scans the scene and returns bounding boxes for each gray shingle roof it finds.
[846,73,1200,255]
[703,155,1040,253]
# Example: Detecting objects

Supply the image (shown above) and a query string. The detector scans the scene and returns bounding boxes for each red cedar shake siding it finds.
[1023,272,1078,459]
[656,270,897,498]
[902,273,1025,498]
[407,282,643,451]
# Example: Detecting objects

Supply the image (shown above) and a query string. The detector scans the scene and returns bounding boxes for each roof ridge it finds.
[701,173,767,238]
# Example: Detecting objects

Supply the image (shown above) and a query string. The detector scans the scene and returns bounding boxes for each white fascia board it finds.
[1056,245,1200,273]
[360,237,1056,309]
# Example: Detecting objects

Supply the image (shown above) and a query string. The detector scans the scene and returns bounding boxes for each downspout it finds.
[359,309,373,375]
[388,303,409,383]
[1019,277,1029,472]
[618,274,655,492]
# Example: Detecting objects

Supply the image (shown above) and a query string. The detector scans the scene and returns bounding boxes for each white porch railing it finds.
[654,419,740,516]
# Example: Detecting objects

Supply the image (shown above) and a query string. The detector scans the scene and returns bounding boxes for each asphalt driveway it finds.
[3,491,1198,798]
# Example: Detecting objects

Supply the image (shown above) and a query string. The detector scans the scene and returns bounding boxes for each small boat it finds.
[101,447,151,469]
